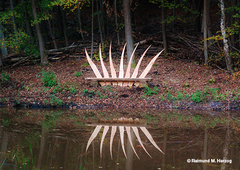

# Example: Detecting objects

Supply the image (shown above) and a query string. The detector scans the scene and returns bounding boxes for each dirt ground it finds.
[0,52,240,111]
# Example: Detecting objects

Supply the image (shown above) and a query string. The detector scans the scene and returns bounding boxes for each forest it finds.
[0,0,240,110]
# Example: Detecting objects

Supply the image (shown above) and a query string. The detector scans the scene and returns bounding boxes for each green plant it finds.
[41,69,57,87]
[208,77,216,84]
[176,91,183,100]
[144,85,158,96]
[97,91,103,98]
[52,83,62,94]
[1,72,10,82]
[69,86,78,94]
[191,90,203,103]
[159,94,165,101]
[74,71,82,77]
[82,62,90,67]
[49,95,62,106]
[2,117,11,127]
[83,89,95,98]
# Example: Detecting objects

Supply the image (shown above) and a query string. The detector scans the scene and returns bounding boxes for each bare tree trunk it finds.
[31,0,48,65]
[96,0,103,45]
[100,0,105,38]
[220,0,233,73]
[0,23,8,56]
[114,0,120,45]
[162,2,168,55]
[207,0,213,45]
[77,5,84,40]
[60,6,69,47]
[230,0,236,47]
[0,50,2,67]
[10,0,17,32]
[203,0,208,65]
[47,13,58,49]
[123,0,134,62]
[91,0,94,58]
[21,0,34,38]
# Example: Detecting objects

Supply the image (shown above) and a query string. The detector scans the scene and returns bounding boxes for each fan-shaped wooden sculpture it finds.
[85,44,164,87]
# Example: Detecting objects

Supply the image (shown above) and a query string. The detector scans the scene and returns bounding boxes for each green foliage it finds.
[41,69,57,87]
[2,117,11,127]
[191,90,203,103]
[149,0,199,24]
[93,41,108,61]
[83,89,95,98]
[52,83,63,94]
[208,77,216,84]
[69,86,78,94]
[97,91,103,98]
[74,71,82,77]
[144,85,159,96]
[49,94,63,106]
[1,72,10,82]
[176,91,184,100]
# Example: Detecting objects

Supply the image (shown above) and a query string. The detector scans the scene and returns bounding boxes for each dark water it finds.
[0,108,239,170]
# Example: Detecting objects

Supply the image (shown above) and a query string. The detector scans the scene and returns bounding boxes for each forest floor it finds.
[1,49,240,111]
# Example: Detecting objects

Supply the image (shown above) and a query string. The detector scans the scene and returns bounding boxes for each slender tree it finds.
[114,0,120,45]
[96,0,103,45]
[161,1,168,55]
[123,0,134,62]
[91,0,94,58]
[220,0,233,73]
[46,11,58,49]
[10,0,17,33]
[31,0,48,65]
[77,4,84,40]
[203,0,208,65]
[60,6,69,47]
[0,50,2,67]
[0,23,8,56]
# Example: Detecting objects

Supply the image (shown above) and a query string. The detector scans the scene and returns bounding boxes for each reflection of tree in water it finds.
[85,117,164,160]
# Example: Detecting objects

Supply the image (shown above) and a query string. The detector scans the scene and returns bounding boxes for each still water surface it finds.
[0,108,239,170]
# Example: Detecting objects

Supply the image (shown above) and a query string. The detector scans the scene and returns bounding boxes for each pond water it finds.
[0,108,239,170]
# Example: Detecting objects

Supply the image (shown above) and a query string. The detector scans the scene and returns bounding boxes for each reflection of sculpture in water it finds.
[85,118,164,159]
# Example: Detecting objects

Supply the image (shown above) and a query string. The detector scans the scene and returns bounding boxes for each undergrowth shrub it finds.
[41,69,57,87]
[1,72,10,82]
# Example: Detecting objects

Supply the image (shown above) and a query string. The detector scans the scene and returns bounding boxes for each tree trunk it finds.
[21,0,34,38]
[47,14,58,49]
[203,0,208,65]
[91,0,94,58]
[162,1,168,54]
[100,0,105,38]
[230,0,236,47]
[0,50,2,67]
[60,6,69,47]
[77,5,84,40]
[207,0,213,45]
[114,0,120,45]
[10,0,17,32]
[0,23,8,56]
[220,0,233,73]
[96,0,103,45]
[31,0,48,65]
[123,0,134,62]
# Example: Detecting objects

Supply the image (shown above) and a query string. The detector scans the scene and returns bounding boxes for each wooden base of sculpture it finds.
[85,77,152,87]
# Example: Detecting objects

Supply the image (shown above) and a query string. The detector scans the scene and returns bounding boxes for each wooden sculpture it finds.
[85,43,164,87]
